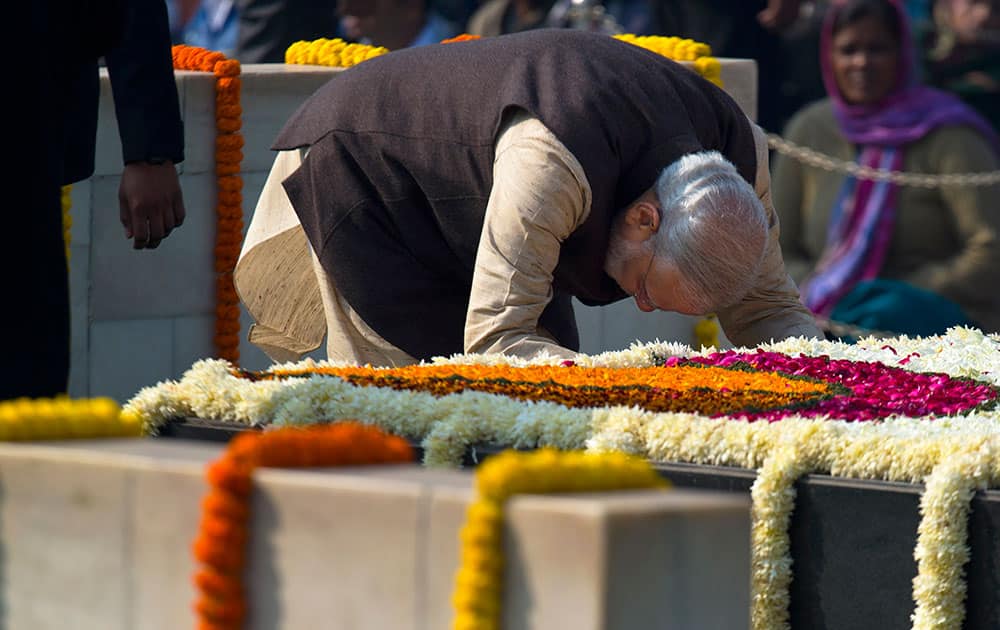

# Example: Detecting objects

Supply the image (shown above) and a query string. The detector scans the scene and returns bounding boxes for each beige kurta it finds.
[235,111,819,366]
[772,99,1000,331]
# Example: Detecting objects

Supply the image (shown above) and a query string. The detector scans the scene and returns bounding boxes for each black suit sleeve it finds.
[104,0,184,165]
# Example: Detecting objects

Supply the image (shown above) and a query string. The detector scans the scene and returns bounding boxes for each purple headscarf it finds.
[801,0,999,316]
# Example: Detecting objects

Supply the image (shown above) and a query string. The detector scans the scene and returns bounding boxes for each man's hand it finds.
[758,0,801,31]
[119,161,186,250]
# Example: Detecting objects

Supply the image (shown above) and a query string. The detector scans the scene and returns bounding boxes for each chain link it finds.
[766,133,1000,188]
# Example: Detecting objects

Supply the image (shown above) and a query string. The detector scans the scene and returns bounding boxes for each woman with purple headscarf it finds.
[772,0,1000,336]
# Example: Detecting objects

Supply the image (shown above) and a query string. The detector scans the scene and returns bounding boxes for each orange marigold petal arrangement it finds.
[171,45,244,365]
[191,422,414,629]
[239,363,840,417]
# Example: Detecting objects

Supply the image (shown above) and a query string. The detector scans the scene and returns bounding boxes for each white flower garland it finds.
[123,326,1000,630]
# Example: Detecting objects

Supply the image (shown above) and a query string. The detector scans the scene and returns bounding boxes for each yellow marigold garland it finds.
[285,38,388,67]
[283,33,722,86]
[451,448,669,630]
[613,34,722,86]
[0,396,140,440]
[171,45,244,365]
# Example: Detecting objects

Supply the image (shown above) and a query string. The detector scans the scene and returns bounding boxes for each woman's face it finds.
[830,15,901,105]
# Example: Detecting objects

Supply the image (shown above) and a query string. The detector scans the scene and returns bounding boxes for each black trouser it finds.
[3,5,71,399]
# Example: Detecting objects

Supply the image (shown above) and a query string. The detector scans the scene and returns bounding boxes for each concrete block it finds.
[503,489,751,630]
[239,65,340,173]
[0,443,131,630]
[94,70,124,177]
[720,59,758,122]
[428,481,750,630]
[596,300,697,351]
[90,318,175,402]
[241,169,268,236]
[178,70,219,176]
[91,172,216,320]
[69,243,91,398]
[130,447,217,630]
[425,474,476,630]
[0,440,751,630]
[68,178,93,247]
[247,466,425,630]
[0,440,222,630]
[572,298,605,356]
[172,315,216,376]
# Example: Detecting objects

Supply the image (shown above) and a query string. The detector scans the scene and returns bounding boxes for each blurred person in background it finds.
[435,0,483,26]
[181,0,239,56]
[655,0,804,133]
[919,0,1000,131]
[234,0,341,63]
[338,0,460,49]
[772,0,1000,337]
[468,0,658,36]
[467,0,557,35]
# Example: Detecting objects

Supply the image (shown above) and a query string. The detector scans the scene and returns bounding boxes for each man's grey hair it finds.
[652,151,769,313]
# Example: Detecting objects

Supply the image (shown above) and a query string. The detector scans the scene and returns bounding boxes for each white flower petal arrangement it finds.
[124,326,1000,630]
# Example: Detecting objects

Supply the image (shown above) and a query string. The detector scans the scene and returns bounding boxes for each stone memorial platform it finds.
[71,58,757,402]
[0,438,750,629]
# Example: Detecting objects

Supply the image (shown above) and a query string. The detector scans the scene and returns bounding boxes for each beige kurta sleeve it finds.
[464,111,592,360]
[716,121,823,346]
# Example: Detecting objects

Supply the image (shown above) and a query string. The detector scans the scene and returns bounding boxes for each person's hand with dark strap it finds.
[119,160,186,249]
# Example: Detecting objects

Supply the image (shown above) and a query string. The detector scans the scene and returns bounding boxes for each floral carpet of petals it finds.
[124,326,1000,630]
[239,363,837,417]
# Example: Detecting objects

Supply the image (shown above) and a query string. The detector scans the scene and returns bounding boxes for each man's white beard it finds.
[604,231,654,294]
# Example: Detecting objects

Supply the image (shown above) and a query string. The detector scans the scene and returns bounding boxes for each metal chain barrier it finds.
[763,130,973,339]
[766,132,1000,188]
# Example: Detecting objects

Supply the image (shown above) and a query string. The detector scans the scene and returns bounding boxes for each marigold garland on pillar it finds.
[283,33,722,87]
[191,422,413,630]
[0,396,140,440]
[450,448,669,630]
[285,38,389,67]
[171,44,244,365]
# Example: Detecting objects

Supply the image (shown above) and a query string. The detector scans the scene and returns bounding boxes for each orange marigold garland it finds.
[441,34,481,44]
[192,422,414,629]
[172,45,244,365]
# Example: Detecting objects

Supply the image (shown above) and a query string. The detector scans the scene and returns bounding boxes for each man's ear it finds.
[625,200,660,233]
